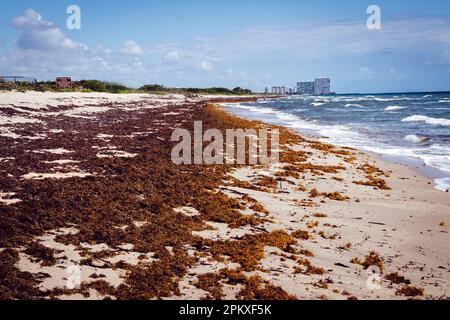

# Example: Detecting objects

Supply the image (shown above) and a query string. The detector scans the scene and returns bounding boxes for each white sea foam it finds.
[311,102,325,107]
[404,134,430,143]
[435,177,450,192]
[345,104,364,108]
[222,103,276,115]
[385,106,406,111]
[276,113,298,121]
[374,98,396,102]
[375,97,416,102]
[402,115,450,127]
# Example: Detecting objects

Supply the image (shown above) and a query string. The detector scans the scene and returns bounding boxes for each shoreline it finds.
[215,101,450,299]
[218,98,449,188]
[0,91,449,300]
[220,98,450,194]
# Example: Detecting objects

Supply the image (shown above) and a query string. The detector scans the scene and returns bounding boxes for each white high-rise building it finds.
[297,81,315,95]
[271,86,287,94]
[314,78,331,95]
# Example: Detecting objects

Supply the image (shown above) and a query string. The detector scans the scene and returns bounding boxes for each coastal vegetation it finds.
[140,85,252,95]
[0,79,134,93]
[0,80,253,95]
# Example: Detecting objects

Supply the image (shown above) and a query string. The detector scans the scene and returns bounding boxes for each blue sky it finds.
[1,0,450,93]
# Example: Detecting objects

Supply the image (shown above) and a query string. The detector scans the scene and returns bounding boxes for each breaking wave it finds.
[402,115,450,127]
[345,104,365,108]
[385,106,406,111]
[404,134,430,143]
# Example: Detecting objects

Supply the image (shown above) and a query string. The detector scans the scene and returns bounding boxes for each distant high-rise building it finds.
[271,86,286,94]
[268,79,332,95]
[297,81,315,95]
[314,78,331,95]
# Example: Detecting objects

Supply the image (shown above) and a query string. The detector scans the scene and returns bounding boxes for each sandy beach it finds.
[0,91,448,300]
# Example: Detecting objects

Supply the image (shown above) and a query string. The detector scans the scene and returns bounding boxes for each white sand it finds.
[33,148,74,155]
[0,192,21,205]
[173,135,450,300]
[96,150,138,158]
[21,171,93,180]
[0,91,195,141]
[17,227,155,298]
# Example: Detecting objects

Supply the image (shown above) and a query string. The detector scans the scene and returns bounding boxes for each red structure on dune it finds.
[56,77,72,88]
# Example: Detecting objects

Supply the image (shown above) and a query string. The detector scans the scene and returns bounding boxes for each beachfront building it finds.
[314,78,331,95]
[297,81,315,95]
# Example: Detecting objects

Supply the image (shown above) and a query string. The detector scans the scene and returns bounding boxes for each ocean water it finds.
[223,93,450,192]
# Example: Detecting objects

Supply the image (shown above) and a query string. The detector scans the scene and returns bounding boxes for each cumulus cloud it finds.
[199,61,214,71]
[11,9,47,30]
[4,10,152,86]
[120,41,144,56]
[165,50,181,62]
[11,9,80,51]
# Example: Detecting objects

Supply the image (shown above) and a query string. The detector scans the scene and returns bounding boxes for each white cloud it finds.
[196,17,450,62]
[199,61,214,71]
[11,9,81,51]
[120,40,143,56]
[11,9,47,30]
[165,50,181,62]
